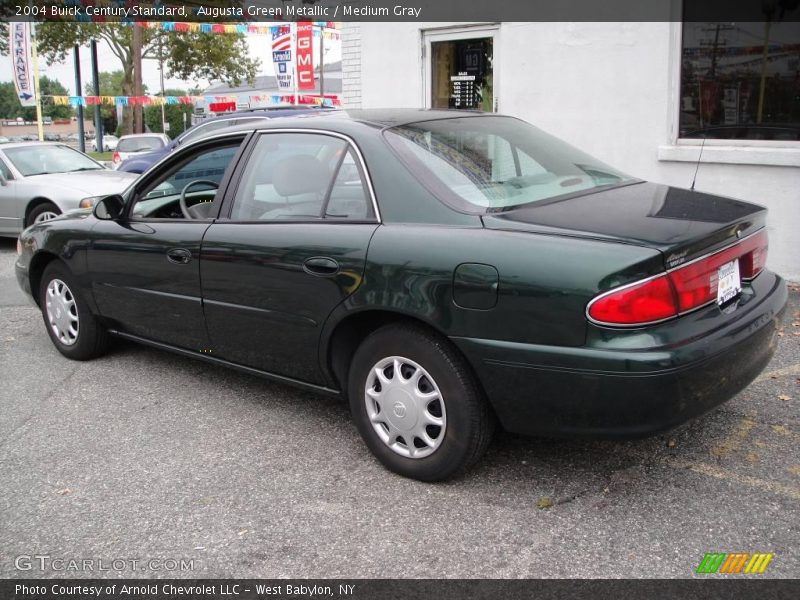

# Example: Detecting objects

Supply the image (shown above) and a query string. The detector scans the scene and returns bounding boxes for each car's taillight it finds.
[738,229,768,280]
[587,274,678,326]
[588,229,768,327]
[112,151,120,164]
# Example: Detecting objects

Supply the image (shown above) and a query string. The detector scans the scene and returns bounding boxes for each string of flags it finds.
[46,94,341,107]
[137,21,342,40]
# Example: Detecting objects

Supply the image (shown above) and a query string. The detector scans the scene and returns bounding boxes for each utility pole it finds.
[133,24,144,133]
[159,36,166,133]
[73,45,85,153]
[29,23,44,142]
[90,40,103,151]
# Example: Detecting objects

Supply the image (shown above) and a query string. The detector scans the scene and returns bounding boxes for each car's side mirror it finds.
[93,194,126,220]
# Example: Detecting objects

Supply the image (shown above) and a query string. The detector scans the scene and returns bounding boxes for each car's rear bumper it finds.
[453,271,787,438]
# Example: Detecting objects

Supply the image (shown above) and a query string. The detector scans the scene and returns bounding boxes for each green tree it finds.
[34,23,259,135]
[85,71,149,137]
[144,88,194,138]
[0,77,73,120]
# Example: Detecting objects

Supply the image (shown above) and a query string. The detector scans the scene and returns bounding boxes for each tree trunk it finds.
[120,65,135,136]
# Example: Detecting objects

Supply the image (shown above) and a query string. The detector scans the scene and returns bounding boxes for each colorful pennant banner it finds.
[46,94,341,108]
[138,21,341,40]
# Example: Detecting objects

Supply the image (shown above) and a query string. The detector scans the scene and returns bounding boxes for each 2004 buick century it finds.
[15,110,787,480]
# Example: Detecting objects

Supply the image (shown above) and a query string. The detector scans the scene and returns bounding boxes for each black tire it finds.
[39,261,109,360]
[27,202,61,227]
[348,323,494,481]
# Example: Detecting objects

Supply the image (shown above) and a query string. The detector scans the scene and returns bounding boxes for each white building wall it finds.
[340,23,363,107]
[347,22,800,280]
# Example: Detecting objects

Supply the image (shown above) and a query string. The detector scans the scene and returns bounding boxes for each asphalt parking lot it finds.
[1,237,798,579]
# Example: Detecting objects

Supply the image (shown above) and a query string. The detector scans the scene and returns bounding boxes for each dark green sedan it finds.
[15,110,787,481]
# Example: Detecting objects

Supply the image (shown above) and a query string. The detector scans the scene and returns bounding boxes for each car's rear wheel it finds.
[39,262,109,360]
[348,323,494,481]
[28,202,60,226]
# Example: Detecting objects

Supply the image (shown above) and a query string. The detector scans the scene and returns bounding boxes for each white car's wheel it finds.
[28,202,60,226]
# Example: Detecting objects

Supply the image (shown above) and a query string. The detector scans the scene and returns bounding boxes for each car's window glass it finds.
[131,143,241,219]
[117,136,166,153]
[384,116,633,212]
[324,150,371,219]
[180,119,238,145]
[0,157,12,179]
[229,133,372,222]
[3,144,103,176]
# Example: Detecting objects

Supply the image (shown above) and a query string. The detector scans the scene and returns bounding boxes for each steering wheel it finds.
[179,180,219,219]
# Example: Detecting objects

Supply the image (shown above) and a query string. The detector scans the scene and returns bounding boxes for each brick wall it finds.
[340,22,362,108]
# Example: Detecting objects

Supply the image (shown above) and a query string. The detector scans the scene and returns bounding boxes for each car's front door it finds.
[200,131,380,384]
[88,135,247,350]
[0,155,22,235]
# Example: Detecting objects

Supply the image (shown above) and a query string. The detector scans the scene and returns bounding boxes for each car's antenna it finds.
[690,134,706,191]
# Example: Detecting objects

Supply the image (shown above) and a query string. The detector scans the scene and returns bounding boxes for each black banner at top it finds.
[4,0,800,23]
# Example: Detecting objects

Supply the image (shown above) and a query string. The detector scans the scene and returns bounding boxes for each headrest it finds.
[272,155,330,197]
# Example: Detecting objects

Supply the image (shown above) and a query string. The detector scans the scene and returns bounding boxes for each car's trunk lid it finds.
[481,182,767,268]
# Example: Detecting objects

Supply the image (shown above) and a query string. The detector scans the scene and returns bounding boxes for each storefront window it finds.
[431,38,494,112]
[680,20,800,140]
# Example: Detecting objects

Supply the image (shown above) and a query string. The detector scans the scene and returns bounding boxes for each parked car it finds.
[0,136,9,144]
[91,134,119,152]
[118,106,333,174]
[15,110,787,481]
[111,133,171,169]
[0,142,138,235]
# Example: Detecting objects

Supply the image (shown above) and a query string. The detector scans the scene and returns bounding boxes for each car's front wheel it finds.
[348,323,494,481]
[28,202,61,226]
[39,262,109,360]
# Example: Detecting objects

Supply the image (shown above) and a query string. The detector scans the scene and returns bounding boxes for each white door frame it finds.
[421,24,501,112]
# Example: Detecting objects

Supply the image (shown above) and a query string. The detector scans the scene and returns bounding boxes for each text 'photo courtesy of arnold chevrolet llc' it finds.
[1,0,799,593]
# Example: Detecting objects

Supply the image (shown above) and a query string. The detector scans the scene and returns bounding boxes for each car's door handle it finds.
[166,248,192,265]
[303,256,340,277]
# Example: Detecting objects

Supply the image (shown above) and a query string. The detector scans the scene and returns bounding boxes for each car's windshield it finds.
[117,136,166,153]
[3,144,103,176]
[384,116,634,212]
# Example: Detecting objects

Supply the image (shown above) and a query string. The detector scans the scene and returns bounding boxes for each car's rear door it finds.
[200,130,380,385]
[88,134,248,350]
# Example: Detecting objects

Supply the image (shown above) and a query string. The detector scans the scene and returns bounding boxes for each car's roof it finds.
[214,108,493,137]
[197,106,328,124]
[342,108,488,127]
[118,133,167,139]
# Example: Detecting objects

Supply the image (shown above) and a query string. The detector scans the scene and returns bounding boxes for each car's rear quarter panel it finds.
[349,224,665,347]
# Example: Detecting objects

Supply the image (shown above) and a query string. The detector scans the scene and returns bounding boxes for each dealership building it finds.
[340,21,800,279]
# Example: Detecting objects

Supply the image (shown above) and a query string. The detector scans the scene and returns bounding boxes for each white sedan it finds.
[111,133,171,169]
[0,142,138,236]
[90,135,119,152]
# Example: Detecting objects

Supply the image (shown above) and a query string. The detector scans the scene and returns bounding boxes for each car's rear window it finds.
[117,136,166,153]
[383,116,634,213]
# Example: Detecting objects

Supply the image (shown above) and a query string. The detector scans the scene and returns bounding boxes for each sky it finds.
[1,24,341,96]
